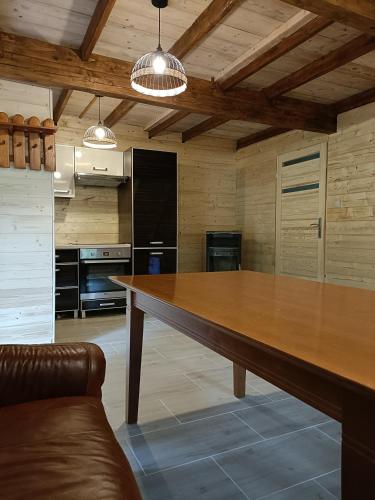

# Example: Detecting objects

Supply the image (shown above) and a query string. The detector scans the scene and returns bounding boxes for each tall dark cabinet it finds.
[119,148,178,275]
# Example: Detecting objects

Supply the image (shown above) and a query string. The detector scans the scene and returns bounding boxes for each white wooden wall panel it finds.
[0,79,54,344]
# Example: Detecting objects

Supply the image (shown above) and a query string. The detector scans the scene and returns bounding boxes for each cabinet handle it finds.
[150,241,164,245]
[55,254,60,259]
[99,302,116,307]
[56,268,61,272]
[93,167,108,171]
[54,189,70,194]
[150,252,164,255]
[55,292,61,296]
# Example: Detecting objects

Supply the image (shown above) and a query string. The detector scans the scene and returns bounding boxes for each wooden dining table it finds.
[111,270,375,500]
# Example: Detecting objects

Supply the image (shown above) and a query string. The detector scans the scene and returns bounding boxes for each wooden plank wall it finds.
[236,102,375,290]
[326,104,375,289]
[0,79,54,344]
[55,186,120,245]
[56,116,237,272]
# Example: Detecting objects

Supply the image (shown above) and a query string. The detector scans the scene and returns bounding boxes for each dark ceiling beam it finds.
[236,127,290,150]
[0,32,336,133]
[146,110,190,139]
[169,0,243,59]
[218,15,332,91]
[53,0,116,123]
[265,33,375,99]
[280,0,375,36]
[104,99,136,128]
[333,86,375,114]
[186,13,332,141]
[182,116,228,143]
[53,89,72,124]
[79,95,98,119]
[80,0,116,60]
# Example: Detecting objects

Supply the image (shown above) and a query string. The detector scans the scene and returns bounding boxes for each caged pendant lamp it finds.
[130,0,187,97]
[83,96,117,149]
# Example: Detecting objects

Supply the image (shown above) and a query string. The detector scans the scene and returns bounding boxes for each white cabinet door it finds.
[54,145,75,198]
[75,147,124,177]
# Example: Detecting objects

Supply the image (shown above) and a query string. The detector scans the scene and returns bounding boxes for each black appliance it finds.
[206,232,242,272]
[79,244,131,317]
[122,148,178,275]
[55,248,79,319]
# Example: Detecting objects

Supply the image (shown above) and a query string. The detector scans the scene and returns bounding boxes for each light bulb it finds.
[95,126,105,140]
[153,54,166,74]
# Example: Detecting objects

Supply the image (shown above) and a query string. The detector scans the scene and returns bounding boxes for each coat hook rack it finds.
[0,112,57,171]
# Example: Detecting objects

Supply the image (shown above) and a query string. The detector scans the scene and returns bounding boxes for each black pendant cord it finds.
[158,8,161,50]
[98,96,102,124]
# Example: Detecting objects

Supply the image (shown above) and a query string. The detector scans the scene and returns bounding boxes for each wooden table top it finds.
[112,271,375,393]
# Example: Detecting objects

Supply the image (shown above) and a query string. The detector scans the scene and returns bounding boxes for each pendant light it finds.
[82,96,117,149]
[130,0,187,97]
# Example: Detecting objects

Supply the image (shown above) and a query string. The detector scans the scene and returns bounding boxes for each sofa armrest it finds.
[0,342,106,407]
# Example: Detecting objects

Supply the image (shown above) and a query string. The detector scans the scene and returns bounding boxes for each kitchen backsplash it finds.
[54,185,120,245]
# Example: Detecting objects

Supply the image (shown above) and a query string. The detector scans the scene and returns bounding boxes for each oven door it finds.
[207,248,240,272]
[80,259,131,300]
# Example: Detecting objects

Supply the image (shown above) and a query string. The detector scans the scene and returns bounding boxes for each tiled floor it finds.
[55,312,342,500]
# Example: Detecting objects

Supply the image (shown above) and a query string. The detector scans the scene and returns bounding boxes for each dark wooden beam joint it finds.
[236,127,290,150]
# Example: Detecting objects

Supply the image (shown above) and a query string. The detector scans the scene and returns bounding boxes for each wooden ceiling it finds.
[0,0,374,149]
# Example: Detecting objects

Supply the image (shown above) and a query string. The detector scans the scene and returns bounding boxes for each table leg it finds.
[126,289,144,424]
[233,363,246,398]
[342,391,375,499]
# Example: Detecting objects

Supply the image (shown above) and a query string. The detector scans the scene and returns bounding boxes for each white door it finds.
[276,143,327,281]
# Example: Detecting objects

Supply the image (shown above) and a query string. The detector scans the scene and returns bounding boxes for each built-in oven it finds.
[206,232,242,272]
[79,245,131,317]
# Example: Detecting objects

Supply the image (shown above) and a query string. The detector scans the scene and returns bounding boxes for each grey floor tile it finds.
[316,470,341,499]
[114,397,179,437]
[114,436,145,477]
[128,412,262,474]
[137,458,247,500]
[247,379,292,402]
[161,386,269,423]
[317,421,341,443]
[261,480,337,499]
[235,397,330,438]
[215,428,341,499]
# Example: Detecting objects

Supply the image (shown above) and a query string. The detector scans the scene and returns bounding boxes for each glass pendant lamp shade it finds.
[131,49,187,97]
[82,96,117,149]
[83,123,117,149]
[130,1,187,97]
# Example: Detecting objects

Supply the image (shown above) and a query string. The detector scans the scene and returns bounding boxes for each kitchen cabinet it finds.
[133,249,177,275]
[75,146,124,177]
[131,149,177,248]
[54,144,75,198]
[55,248,79,318]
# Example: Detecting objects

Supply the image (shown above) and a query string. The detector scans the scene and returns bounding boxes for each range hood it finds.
[75,172,128,188]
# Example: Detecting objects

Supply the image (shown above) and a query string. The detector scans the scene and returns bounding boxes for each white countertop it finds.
[56,243,131,250]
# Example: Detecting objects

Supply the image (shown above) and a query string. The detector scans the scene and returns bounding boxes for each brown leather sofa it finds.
[0,342,142,500]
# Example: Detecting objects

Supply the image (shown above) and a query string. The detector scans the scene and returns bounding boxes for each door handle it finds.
[93,166,108,171]
[54,189,70,193]
[150,252,164,255]
[56,268,61,272]
[55,292,61,296]
[150,241,164,245]
[310,217,322,238]
[99,302,116,307]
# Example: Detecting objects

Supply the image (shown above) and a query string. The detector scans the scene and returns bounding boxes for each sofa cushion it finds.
[0,397,141,499]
